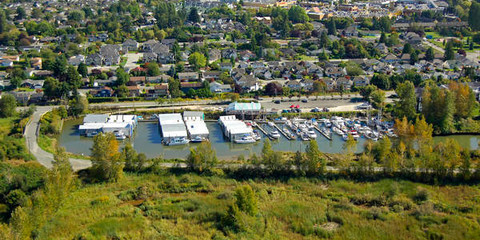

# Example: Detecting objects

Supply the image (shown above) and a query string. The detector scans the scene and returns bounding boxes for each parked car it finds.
[301,99,308,103]
[282,109,291,113]
[311,107,320,112]
[274,100,281,104]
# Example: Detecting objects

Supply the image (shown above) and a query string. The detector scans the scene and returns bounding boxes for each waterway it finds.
[58,119,480,160]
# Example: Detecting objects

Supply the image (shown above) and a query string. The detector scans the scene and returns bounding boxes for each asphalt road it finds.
[24,106,92,171]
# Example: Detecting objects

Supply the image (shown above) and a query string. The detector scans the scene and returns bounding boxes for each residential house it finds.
[30,58,42,70]
[86,53,103,66]
[336,77,353,91]
[301,79,315,91]
[324,67,346,78]
[178,72,199,82]
[122,39,139,51]
[91,86,113,97]
[146,75,170,83]
[236,75,259,93]
[210,81,232,93]
[180,82,203,92]
[126,85,141,97]
[222,49,237,60]
[0,59,13,67]
[100,44,121,66]
[220,63,233,72]
[285,80,302,91]
[68,55,85,66]
[323,78,336,91]
[128,76,146,85]
[21,79,44,89]
[208,49,221,63]
[353,76,370,87]
[147,83,169,99]
[382,54,400,63]
[203,71,221,81]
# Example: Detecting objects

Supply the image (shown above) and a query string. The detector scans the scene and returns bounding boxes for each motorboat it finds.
[114,131,126,140]
[253,130,262,141]
[301,133,310,141]
[191,136,207,143]
[349,130,360,140]
[165,137,190,146]
[269,130,281,139]
[235,135,256,144]
[268,121,275,127]
[307,129,317,139]
[342,134,348,141]
[333,127,344,136]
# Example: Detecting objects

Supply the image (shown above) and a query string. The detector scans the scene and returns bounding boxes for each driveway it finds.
[124,52,143,70]
[24,106,92,171]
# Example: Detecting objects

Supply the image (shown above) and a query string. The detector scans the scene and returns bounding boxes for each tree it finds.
[186,141,218,173]
[425,47,434,61]
[264,82,283,96]
[68,95,88,117]
[403,43,413,54]
[0,94,16,117]
[379,32,386,43]
[234,185,258,216]
[122,142,138,172]
[115,84,129,98]
[0,10,6,34]
[77,63,88,78]
[304,140,325,175]
[188,52,207,71]
[370,89,386,109]
[16,7,26,20]
[66,65,82,89]
[288,6,308,23]
[327,18,337,35]
[146,62,161,76]
[168,78,183,98]
[444,41,455,60]
[469,1,480,31]
[188,7,200,23]
[91,133,124,182]
[449,81,477,119]
[395,81,417,120]
[359,84,377,102]
[115,67,130,86]
[410,51,419,65]
[370,73,390,90]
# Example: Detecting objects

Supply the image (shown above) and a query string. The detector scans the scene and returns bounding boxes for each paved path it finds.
[24,106,92,171]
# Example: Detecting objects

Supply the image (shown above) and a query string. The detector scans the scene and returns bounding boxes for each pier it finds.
[272,122,293,140]
[314,125,332,140]
[254,122,273,140]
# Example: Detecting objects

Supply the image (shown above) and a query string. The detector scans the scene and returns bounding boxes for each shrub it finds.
[413,187,429,203]
[91,196,110,205]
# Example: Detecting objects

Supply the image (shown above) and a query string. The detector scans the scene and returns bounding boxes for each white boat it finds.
[342,134,348,141]
[235,135,256,144]
[301,133,310,141]
[114,131,126,140]
[268,121,275,127]
[269,130,281,139]
[307,129,317,139]
[253,130,262,141]
[191,136,207,143]
[333,127,344,136]
[166,137,190,146]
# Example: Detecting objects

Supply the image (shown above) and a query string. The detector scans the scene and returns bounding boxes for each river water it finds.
[58,120,480,160]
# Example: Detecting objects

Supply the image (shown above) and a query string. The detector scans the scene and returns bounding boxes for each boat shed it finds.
[83,114,109,124]
[157,113,188,140]
[218,115,253,142]
[183,111,209,139]
[225,102,263,119]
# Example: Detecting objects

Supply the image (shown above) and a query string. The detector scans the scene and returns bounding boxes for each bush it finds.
[413,187,429,203]
[91,196,110,205]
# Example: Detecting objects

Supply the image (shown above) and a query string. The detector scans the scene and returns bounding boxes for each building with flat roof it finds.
[157,113,188,140]
[79,114,137,137]
[183,111,209,141]
[218,115,253,142]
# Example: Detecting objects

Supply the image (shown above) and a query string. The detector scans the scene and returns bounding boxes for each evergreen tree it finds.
[425,47,434,61]
[444,41,455,60]
[187,7,200,23]
[0,94,17,117]
[77,63,88,78]
[394,81,417,120]
[327,18,337,35]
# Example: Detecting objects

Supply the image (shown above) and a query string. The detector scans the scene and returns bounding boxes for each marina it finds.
[60,118,480,160]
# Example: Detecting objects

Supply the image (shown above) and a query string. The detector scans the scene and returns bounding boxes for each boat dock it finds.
[254,122,273,140]
[314,125,332,140]
[272,122,293,140]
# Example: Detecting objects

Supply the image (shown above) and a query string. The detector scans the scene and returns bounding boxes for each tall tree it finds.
[0,94,16,117]
[304,140,325,175]
[0,10,6,34]
[469,1,480,31]
[186,141,218,173]
[395,81,417,120]
[77,63,88,78]
[187,7,200,23]
[91,133,124,182]
[444,41,455,60]
[425,47,434,61]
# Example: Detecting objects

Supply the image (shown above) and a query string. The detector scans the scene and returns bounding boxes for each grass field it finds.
[33,172,480,239]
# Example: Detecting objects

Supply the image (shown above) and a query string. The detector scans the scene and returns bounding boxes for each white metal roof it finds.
[185,120,209,135]
[83,114,109,124]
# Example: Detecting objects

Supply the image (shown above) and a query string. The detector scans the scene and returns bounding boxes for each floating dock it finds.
[314,125,332,140]
[271,122,292,140]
